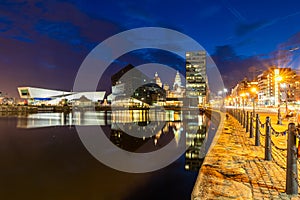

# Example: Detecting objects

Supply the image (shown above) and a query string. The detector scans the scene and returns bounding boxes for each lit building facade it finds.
[257,67,297,106]
[186,51,207,106]
[166,71,186,98]
[293,75,300,103]
[257,72,269,106]
[111,64,166,107]
[229,77,254,107]
[111,64,149,102]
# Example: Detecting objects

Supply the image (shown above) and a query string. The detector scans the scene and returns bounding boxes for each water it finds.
[0,110,216,200]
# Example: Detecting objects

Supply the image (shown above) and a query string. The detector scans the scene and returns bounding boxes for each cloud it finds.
[10,35,33,43]
[35,19,83,47]
[212,45,267,88]
[279,32,300,49]
[131,49,185,71]
[213,40,300,88]
[213,45,239,61]
[0,17,12,32]
[0,0,124,97]
[216,30,300,89]
[234,10,300,37]
[235,21,269,36]
[265,31,300,69]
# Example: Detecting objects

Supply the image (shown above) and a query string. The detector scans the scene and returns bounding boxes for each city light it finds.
[250,87,257,94]
[275,75,283,82]
[223,67,300,110]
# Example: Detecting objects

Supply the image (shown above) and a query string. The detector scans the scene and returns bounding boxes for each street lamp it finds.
[250,87,258,116]
[275,74,283,124]
[240,93,246,111]
[275,76,283,81]
[275,71,282,106]
[280,83,289,115]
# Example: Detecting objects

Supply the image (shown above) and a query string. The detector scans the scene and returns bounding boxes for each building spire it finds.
[173,71,182,89]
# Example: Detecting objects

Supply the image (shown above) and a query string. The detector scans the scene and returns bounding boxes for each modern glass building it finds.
[185,51,207,106]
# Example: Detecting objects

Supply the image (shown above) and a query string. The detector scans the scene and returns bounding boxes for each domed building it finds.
[154,72,163,88]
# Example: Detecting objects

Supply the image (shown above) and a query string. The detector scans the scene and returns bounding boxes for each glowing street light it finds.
[275,75,283,82]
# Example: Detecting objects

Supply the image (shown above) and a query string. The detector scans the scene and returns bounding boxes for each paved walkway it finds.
[192,113,300,200]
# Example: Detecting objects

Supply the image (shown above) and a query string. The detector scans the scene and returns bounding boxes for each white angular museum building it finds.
[17,87,106,105]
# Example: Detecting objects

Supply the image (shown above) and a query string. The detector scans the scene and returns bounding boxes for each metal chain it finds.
[270,132,287,151]
[270,125,288,137]
[259,129,266,136]
[229,110,300,188]
[261,136,288,171]
[258,118,264,125]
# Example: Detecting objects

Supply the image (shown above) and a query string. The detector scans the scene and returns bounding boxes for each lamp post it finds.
[275,74,283,125]
[240,93,246,111]
[277,105,282,125]
[250,87,258,117]
[280,83,289,116]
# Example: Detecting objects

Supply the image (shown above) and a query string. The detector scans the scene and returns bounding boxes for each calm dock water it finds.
[0,110,216,200]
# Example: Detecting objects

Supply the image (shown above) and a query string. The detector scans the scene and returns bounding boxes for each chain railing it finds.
[227,108,299,195]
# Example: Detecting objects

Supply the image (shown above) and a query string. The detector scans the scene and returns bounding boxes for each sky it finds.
[1,0,300,97]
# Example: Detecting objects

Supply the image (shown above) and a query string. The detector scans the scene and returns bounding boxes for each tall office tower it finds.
[186,51,207,106]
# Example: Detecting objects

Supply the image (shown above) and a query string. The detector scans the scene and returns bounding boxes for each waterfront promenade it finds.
[192,111,300,200]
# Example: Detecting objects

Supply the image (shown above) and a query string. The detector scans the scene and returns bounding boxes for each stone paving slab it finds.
[192,113,300,200]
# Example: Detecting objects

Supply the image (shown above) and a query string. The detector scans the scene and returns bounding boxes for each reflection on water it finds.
[16,112,110,128]
[16,110,209,172]
[0,110,215,199]
[16,110,184,128]
[185,121,207,171]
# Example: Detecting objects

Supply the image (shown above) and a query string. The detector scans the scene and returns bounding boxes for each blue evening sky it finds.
[1,0,300,96]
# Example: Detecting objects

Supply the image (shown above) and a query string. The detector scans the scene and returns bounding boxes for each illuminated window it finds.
[21,89,29,96]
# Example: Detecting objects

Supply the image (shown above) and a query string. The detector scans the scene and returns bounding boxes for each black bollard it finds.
[246,111,249,132]
[286,123,298,195]
[243,110,246,128]
[249,112,253,138]
[264,117,272,161]
[241,110,244,126]
[255,113,260,146]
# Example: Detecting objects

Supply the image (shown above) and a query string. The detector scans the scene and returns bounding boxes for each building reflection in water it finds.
[185,114,207,171]
[16,111,111,128]
[109,110,181,153]
[16,110,209,170]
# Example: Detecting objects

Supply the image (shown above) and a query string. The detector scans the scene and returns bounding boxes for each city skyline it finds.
[1,1,300,97]
[2,1,300,198]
